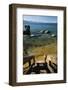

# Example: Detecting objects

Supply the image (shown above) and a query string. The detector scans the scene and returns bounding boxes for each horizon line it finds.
[23,20,57,24]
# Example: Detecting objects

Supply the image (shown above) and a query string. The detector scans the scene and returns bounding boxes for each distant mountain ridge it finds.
[23,20,57,24]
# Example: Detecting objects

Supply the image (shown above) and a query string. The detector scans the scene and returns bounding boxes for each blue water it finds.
[23,21,57,35]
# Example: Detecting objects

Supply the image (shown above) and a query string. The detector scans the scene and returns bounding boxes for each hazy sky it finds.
[23,15,57,23]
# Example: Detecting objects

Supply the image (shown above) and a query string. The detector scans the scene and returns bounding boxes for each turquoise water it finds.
[23,21,57,35]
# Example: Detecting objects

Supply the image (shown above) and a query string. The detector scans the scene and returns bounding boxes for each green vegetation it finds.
[23,33,57,58]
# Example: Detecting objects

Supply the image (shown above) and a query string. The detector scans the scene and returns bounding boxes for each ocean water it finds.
[23,21,57,35]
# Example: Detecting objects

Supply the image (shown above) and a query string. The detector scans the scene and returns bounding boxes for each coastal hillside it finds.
[23,16,57,74]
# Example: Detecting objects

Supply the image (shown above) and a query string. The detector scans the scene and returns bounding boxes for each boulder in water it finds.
[40,30,50,34]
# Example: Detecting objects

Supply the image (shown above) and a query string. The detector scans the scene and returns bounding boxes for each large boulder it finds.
[40,30,50,34]
[23,25,31,35]
[44,30,50,34]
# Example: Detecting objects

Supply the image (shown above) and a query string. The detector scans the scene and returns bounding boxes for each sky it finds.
[23,15,57,23]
